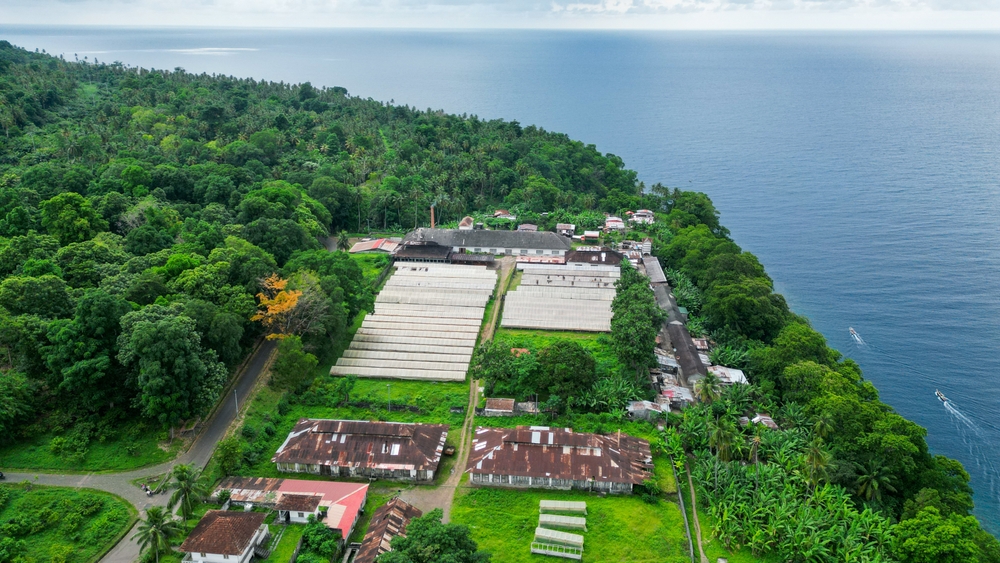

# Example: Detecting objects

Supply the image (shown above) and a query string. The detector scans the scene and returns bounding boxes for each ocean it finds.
[4,26,1000,531]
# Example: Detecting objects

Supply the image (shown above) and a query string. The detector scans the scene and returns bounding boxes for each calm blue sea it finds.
[4,26,1000,531]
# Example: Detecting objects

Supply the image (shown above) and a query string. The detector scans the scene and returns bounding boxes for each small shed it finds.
[535,527,584,548]
[539,514,587,531]
[752,414,779,430]
[483,398,516,417]
[708,365,749,385]
[556,224,576,236]
[627,400,664,420]
[518,224,539,232]
[581,230,601,242]
[540,500,587,515]
[459,216,475,230]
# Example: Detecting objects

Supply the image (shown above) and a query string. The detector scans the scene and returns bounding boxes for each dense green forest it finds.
[0,39,997,563]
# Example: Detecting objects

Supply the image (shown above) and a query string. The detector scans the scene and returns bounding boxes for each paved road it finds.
[5,340,277,563]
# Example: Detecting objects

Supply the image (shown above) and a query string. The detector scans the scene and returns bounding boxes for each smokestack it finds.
[430,204,436,228]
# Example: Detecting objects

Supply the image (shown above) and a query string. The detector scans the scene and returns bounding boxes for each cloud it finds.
[2,0,1000,28]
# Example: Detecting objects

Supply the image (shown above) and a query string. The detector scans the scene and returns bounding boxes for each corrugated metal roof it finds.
[535,527,584,547]
[355,498,422,563]
[403,228,573,251]
[539,514,587,530]
[466,426,652,486]
[540,500,587,514]
[273,419,448,472]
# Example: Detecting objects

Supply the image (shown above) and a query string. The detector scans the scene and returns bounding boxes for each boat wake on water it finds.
[847,327,1000,499]
[849,327,866,346]
[943,399,1000,497]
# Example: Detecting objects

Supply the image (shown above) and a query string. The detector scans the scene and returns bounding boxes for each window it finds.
[520,249,527,255]
[490,248,496,254]
[475,248,481,253]
[298,512,304,518]
[536,250,543,255]
[200,554,206,558]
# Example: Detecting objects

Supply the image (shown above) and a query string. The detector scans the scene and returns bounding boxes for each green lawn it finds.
[352,253,391,283]
[263,523,306,562]
[0,483,137,563]
[0,423,181,473]
[452,487,689,563]
[494,329,620,373]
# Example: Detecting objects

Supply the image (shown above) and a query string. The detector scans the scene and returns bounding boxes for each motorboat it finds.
[936,389,948,403]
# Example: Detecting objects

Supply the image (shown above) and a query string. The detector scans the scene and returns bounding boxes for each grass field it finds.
[0,483,137,563]
[263,523,306,562]
[494,328,621,374]
[451,487,689,563]
[0,424,181,473]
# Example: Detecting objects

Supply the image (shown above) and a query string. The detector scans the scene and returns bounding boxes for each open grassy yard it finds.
[494,328,621,374]
[263,523,306,562]
[0,484,137,563]
[451,487,689,563]
[0,423,181,473]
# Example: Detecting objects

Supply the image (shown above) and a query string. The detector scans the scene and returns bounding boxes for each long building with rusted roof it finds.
[354,497,423,563]
[465,426,653,493]
[272,419,449,482]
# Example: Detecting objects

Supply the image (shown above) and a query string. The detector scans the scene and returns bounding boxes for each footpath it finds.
[5,339,278,563]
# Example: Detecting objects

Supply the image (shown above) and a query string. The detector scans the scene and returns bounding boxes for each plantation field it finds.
[451,487,689,563]
[0,484,137,563]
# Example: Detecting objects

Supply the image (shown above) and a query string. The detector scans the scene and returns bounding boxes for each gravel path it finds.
[4,340,277,563]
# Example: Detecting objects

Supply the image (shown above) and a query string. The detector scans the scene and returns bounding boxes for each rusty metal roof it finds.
[466,426,653,486]
[275,493,321,513]
[354,498,423,563]
[272,419,449,472]
[180,511,265,556]
[485,398,515,412]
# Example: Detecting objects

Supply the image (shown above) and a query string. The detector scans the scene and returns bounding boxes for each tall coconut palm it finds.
[167,464,210,521]
[855,459,897,503]
[695,372,722,405]
[805,437,832,490]
[134,507,181,563]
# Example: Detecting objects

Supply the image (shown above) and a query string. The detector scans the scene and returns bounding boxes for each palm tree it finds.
[695,372,722,405]
[812,413,833,440]
[134,507,181,563]
[855,459,897,503]
[805,437,832,490]
[336,230,350,252]
[167,464,210,521]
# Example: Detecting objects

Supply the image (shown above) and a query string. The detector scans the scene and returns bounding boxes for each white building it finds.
[629,210,656,224]
[180,511,269,563]
[604,216,626,231]
[708,365,749,385]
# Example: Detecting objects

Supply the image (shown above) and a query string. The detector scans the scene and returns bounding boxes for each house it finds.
[458,216,475,230]
[214,477,369,540]
[659,385,695,409]
[565,249,622,267]
[708,365,749,385]
[580,230,601,242]
[483,398,516,416]
[556,223,575,237]
[272,419,449,482]
[641,238,652,255]
[627,400,664,420]
[466,426,653,493]
[493,210,516,220]
[692,338,711,352]
[275,494,322,524]
[349,238,399,254]
[518,224,538,232]
[180,511,269,563]
[629,210,655,225]
[354,498,423,563]
[401,228,572,258]
[604,216,626,231]
[740,414,780,430]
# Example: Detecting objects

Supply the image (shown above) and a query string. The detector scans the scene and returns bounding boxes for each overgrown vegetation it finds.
[0,483,136,563]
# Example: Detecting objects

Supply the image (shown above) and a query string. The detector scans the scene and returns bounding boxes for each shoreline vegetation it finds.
[0,38,996,563]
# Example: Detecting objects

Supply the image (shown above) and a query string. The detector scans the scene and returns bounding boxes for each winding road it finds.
[5,340,278,563]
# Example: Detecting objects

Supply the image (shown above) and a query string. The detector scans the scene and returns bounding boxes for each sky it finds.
[2,0,1000,30]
